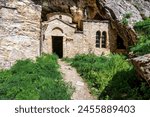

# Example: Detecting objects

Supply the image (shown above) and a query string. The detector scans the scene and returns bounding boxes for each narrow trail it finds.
[58,59,95,100]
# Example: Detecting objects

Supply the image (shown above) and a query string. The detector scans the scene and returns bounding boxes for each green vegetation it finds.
[131,18,150,55]
[121,18,128,25]
[63,17,150,100]
[66,54,150,100]
[123,13,132,19]
[0,54,72,100]
[131,35,150,55]
[121,13,132,25]
[134,18,150,35]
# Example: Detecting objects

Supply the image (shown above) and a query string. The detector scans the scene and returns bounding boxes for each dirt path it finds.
[58,59,95,100]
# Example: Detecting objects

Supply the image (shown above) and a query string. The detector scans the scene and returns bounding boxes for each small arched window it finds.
[96,31,101,48]
[117,35,126,49]
[102,31,107,48]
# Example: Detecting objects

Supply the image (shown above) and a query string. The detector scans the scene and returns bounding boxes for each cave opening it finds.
[117,35,126,49]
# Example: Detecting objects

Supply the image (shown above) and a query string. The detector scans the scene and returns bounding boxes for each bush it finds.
[67,54,150,99]
[121,13,132,25]
[0,54,72,100]
[121,18,128,25]
[123,13,132,19]
[131,35,150,55]
[134,18,150,35]
[131,18,150,55]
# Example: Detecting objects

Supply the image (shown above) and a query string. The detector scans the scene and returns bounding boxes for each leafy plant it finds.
[134,18,150,35]
[121,18,128,25]
[131,18,150,55]
[131,35,150,55]
[121,13,132,25]
[123,13,132,19]
[0,54,72,100]
[65,54,150,100]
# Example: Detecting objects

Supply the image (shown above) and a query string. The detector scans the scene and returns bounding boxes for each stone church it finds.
[0,1,127,68]
[42,13,126,58]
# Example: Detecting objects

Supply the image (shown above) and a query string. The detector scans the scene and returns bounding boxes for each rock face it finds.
[128,0,150,18]
[35,0,149,21]
[97,0,150,22]
[0,0,42,69]
[132,54,150,85]
[40,0,149,45]
[96,0,146,47]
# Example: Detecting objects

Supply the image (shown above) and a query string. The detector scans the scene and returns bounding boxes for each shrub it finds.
[130,36,150,55]
[121,18,128,25]
[67,54,150,99]
[123,13,132,19]
[134,18,150,35]
[121,13,132,25]
[131,18,150,55]
[0,54,72,100]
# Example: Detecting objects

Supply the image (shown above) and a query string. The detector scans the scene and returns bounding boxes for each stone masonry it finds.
[42,13,117,58]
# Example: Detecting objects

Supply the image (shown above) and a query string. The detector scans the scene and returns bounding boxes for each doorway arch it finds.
[51,27,64,58]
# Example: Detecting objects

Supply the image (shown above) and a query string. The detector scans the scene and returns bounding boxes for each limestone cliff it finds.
[32,0,149,21]
[36,0,149,44]
[0,0,42,68]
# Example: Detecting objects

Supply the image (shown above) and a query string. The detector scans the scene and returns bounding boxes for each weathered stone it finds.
[0,0,42,69]
[39,0,149,50]
[128,0,150,18]
[132,54,150,86]
[42,14,111,58]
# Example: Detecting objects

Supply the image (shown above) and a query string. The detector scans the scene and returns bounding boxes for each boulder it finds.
[132,54,150,85]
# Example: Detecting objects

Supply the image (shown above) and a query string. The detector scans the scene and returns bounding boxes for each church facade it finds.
[42,13,115,58]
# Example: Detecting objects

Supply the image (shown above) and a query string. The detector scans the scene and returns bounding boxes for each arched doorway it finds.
[51,27,64,58]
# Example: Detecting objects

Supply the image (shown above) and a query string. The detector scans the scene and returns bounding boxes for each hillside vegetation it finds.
[0,54,72,100]
[66,54,150,99]
[64,18,150,100]
[131,18,150,55]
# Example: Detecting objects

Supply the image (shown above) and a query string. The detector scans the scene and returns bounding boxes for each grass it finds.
[0,54,72,100]
[66,54,150,100]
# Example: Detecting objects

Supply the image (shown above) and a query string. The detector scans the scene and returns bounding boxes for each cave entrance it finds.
[117,35,126,49]
[52,36,63,58]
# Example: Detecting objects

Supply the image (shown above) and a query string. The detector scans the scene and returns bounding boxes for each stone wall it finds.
[82,20,110,55]
[42,18,77,58]
[0,0,42,69]
[42,16,111,58]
